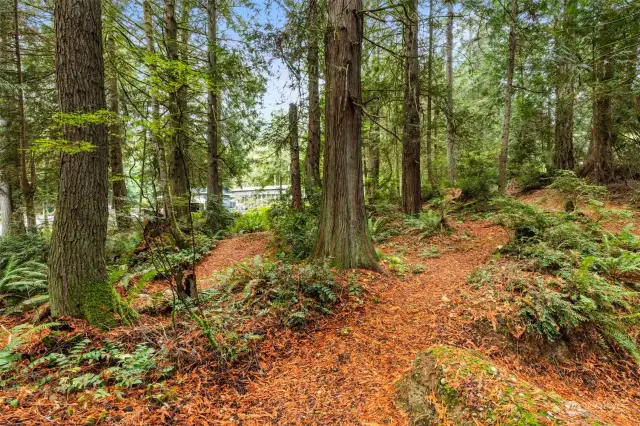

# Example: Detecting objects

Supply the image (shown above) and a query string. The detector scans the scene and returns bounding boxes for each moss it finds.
[82,280,138,329]
[397,345,608,426]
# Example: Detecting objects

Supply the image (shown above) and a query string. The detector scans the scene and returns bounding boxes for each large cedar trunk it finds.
[164,0,188,218]
[106,34,130,229]
[289,103,302,210]
[49,0,109,317]
[401,0,421,214]
[14,0,35,230]
[553,0,575,171]
[445,0,456,184]
[304,0,321,193]
[314,0,379,271]
[206,0,221,202]
[498,0,518,191]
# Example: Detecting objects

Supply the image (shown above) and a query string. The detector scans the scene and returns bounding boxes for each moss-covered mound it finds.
[396,345,608,425]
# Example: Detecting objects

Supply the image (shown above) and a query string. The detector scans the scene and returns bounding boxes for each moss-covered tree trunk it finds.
[49,0,111,321]
[314,0,379,271]
[401,0,421,214]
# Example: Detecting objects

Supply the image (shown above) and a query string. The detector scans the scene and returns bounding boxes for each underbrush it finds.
[268,204,318,259]
[230,207,269,234]
[0,233,50,315]
[188,257,350,366]
[1,323,172,399]
[468,197,640,363]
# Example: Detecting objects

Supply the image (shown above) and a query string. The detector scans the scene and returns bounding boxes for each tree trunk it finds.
[145,0,184,245]
[164,0,188,219]
[553,0,575,171]
[106,33,130,229]
[0,183,12,236]
[49,0,111,320]
[426,0,437,191]
[314,0,379,271]
[304,1,321,194]
[206,0,221,202]
[289,103,302,210]
[587,4,614,183]
[13,0,35,231]
[401,0,421,214]
[498,0,518,192]
[366,118,380,204]
[445,0,456,184]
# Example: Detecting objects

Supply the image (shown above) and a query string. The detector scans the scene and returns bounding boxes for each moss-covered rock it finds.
[396,345,608,425]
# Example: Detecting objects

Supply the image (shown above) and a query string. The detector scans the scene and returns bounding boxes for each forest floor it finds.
[3,191,640,425]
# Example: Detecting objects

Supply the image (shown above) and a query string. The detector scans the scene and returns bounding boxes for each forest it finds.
[1,0,640,424]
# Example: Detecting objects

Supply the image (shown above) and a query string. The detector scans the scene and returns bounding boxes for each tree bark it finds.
[445,0,456,184]
[426,0,437,191]
[106,33,130,229]
[164,0,188,219]
[553,0,575,171]
[13,0,35,230]
[289,103,302,210]
[49,0,110,318]
[401,0,421,214]
[314,0,379,271]
[0,183,12,236]
[366,119,380,204]
[498,0,518,192]
[304,0,321,194]
[145,0,184,245]
[586,3,614,183]
[206,0,221,202]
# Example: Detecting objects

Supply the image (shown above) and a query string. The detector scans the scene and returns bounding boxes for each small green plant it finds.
[548,170,608,212]
[28,339,172,393]
[0,256,49,313]
[201,198,235,235]
[368,216,394,243]
[0,322,60,372]
[404,210,446,239]
[230,208,270,234]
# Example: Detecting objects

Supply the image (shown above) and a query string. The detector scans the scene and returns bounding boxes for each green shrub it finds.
[26,338,172,393]
[548,170,607,212]
[457,151,498,200]
[368,216,395,243]
[230,208,270,234]
[220,256,339,327]
[0,232,49,270]
[475,197,640,363]
[0,256,48,313]
[403,210,445,239]
[268,205,317,259]
[105,229,142,265]
[201,198,235,235]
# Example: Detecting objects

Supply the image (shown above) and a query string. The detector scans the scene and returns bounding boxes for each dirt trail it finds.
[178,221,509,425]
[195,232,271,290]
